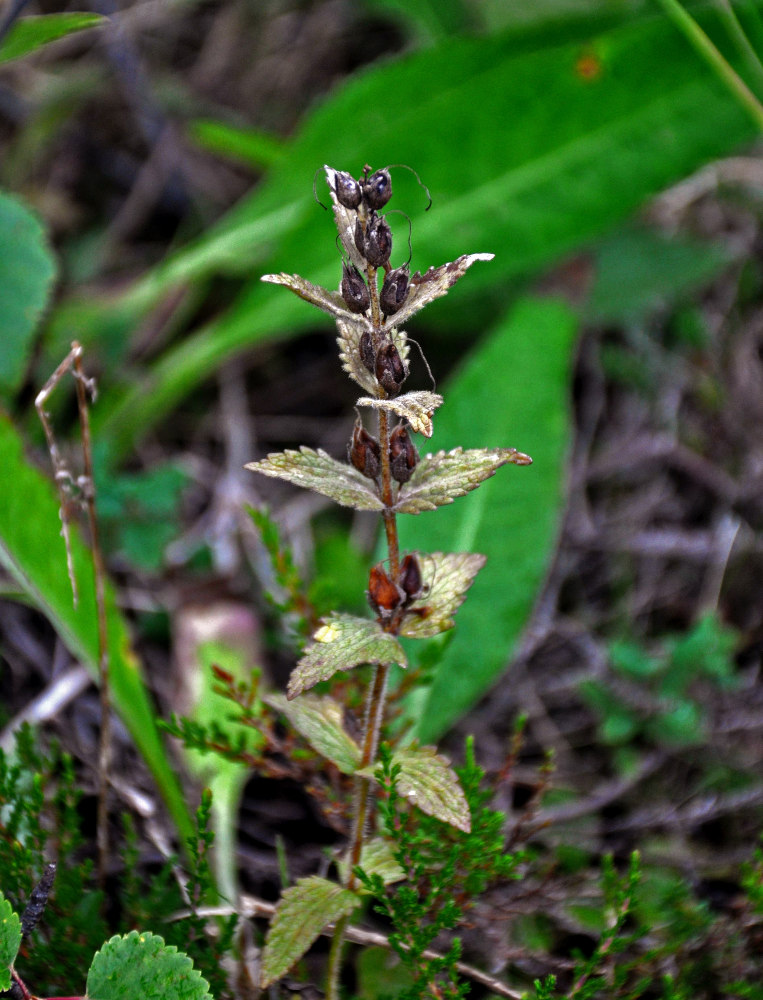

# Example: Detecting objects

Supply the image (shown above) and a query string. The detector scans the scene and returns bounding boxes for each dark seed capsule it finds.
[364,213,393,268]
[334,171,362,210]
[380,264,409,317]
[354,216,367,258]
[389,422,418,483]
[348,420,381,480]
[359,330,376,374]
[341,262,370,314]
[367,563,404,620]
[21,862,56,937]
[362,168,392,210]
[375,341,406,396]
[399,553,423,605]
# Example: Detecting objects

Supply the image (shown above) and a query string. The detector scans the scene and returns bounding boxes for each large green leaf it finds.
[86,931,212,1000]
[78,12,757,459]
[0,893,21,991]
[0,415,193,843]
[0,13,104,65]
[0,192,56,398]
[396,297,578,740]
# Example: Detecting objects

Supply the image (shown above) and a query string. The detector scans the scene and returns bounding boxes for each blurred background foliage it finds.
[1,5,763,988]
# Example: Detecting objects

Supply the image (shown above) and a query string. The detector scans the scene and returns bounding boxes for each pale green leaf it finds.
[399,551,486,639]
[0,416,193,843]
[0,893,21,990]
[339,836,406,887]
[245,447,383,511]
[356,391,444,439]
[0,192,56,398]
[395,447,532,513]
[397,297,577,741]
[0,13,104,65]
[267,693,361,773]
[86,931,212,1000]
[260,876,361,987]
[362,746,471,832]
[187,119,285,170]
[288,614,407,699]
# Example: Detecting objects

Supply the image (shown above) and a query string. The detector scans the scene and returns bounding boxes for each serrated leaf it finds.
[337,320,409,394]
[261,271,365,324]
[267,693,361,773]
[260,876,361,987]
[356,390,444,438]
[339,837,406,888]
[400,551,486,638]
[86,930,212,1000]
[245,447,383,510]
[395,447,531,513]
[387,253,495,328]
[0,13,104,65]
[362,746,471,833]
[0,893,21,991]
[288,614,407,699]
[0,192,57,398]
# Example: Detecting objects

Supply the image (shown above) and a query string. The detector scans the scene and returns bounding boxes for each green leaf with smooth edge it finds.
[288,614,407,699]
[260,876,361,987]
[246,447,384,511]
[81,12,757,459]
[187,119,285,169]
[0,416,194,844]
[0,13,104,65]
[86,930,212,1000]
[0,893,21,990]
[397,297,577,741]
[0,192,56,398]
[267,693,361,773]
[366,746,471,833]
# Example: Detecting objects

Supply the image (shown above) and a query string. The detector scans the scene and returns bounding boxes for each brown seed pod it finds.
[364,213,393,268]
[333,170,362,210]
[367,563,405,621]
[389,422,418,482]
[375,342,407,397]
[348,419,381,480]
[362,168,392,211]
[341,262,370,314]
[359,330,376,374]
[399,553,424,605]
[380,264,409,317]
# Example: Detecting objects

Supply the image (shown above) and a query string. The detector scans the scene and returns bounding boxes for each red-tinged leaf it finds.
[288,614,407,699]
[395,447,531,513]
[260,876,361,987]
[245,447,383,510]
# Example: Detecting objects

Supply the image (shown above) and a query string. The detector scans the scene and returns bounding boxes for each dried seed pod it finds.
[348,419,381,480]
[333,170,362,210]
[21,863,56,937]
[389,422,418,482]
[341,262,370,314]
[364,213,393,267]
[359,330,376,374]
[399,553,423,605]
[362,168,392,210]
[367,563,404,620]
[380,264,409,317]
[375,341,407,396]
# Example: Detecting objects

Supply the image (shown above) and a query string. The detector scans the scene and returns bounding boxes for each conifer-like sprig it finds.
[247,164,531,996]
